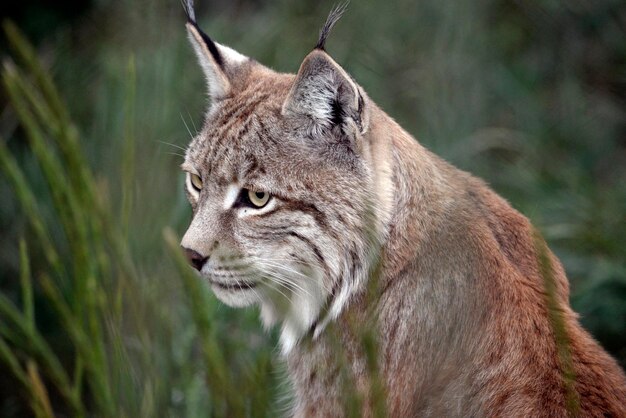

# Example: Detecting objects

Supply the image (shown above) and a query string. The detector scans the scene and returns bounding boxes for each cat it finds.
[178,1,626,416]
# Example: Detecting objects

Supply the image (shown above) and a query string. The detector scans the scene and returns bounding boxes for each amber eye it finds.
[247,190,270,208]
[189,173,203,192]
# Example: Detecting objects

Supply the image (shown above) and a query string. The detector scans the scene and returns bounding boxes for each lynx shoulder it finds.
[178,2,626,416]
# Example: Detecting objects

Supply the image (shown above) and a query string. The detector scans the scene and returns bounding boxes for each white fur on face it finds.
[253,257,327,355]
[198,245,261,308]
[223,183,240,209]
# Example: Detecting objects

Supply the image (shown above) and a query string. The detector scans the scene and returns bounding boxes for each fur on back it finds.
[179,2,626,416]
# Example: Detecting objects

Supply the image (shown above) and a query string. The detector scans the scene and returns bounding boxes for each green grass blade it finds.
[0,293,85,416]
[121,55,136,238]
[19,238,35,333]
[2,63,92,281]
[3,20,101,216]
[0,140,65,278]
[533,230,581,416]
[0,338,48,418]
[163,227,247,417]
[3,21,71,131]
[0,336,30,389]
[38,273,113,417]
[26,360,56,418]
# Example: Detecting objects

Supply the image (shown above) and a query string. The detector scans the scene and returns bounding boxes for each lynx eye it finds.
[189,173,203,192]
[247,190,270,208]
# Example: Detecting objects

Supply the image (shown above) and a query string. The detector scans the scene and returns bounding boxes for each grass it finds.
[0,0,624,416]
[0,20,280,417]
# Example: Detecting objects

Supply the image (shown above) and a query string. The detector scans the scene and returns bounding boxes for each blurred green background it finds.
[0,0,624,416]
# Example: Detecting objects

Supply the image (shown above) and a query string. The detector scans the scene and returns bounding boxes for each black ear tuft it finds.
[182,0,224,67]
[181,0,197,24]
[315,2,349,51]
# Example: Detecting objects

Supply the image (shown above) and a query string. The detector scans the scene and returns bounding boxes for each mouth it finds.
[209,279,258,291]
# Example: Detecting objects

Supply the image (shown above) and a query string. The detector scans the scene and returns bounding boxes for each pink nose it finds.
[182,247,207,271]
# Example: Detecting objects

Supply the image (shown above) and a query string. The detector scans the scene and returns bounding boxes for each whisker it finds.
[255,257,315,268]
[260,275,294,303]
[187,111,199,135]
[256,271,308,293]
[256,260,310,279]
[257,260,331,293]
[180,113,195,140]
[255,266,310,297]
[257,261,312,280]
[247,256,314,271]
[157,139,187,152]
[247,280,263,302]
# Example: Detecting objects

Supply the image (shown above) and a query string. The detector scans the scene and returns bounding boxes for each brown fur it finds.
[179,5,626,416]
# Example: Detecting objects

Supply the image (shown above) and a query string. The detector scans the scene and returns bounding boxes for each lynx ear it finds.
[283,50,366,139]
[183,0,248,99]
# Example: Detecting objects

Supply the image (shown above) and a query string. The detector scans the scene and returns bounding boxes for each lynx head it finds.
[179,1,390,353]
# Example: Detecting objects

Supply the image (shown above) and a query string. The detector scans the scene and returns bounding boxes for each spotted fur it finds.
[179,2,626,416]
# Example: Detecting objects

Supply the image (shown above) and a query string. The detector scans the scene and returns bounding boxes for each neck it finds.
[286,105,479,414]
[365,104,454,282]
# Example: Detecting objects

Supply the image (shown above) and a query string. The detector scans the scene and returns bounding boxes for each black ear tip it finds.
[181,0,197,24]
[182,3,225,68]
[315,1,350,50]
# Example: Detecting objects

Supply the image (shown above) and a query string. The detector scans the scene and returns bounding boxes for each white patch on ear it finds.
[216,42,248,65]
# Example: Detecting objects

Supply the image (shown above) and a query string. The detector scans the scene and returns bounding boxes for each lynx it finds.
[178,2,626,416]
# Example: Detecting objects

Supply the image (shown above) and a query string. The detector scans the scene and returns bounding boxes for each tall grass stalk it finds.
[0,21,165,416]
[165,228,246,417]
[533,230,581,416]
[121,56,136,238]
